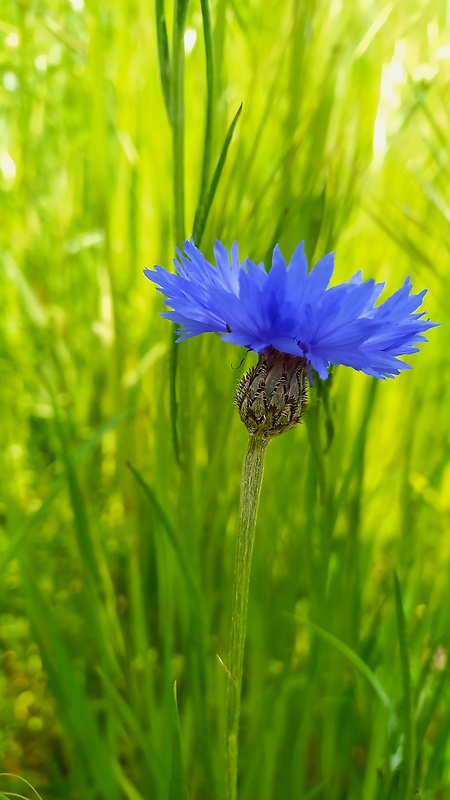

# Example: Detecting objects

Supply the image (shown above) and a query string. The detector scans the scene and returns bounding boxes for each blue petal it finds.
[144,238,438,381]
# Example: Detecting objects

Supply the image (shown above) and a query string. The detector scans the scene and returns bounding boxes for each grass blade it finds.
[169,682,189,800]
[54,412,102,587]
[290,614,394,712]
[172,0,189,244]
[155,0,172,120]
[21,569,120,800]
[170,331,181,462]
[168,0,189,463]
[415,654,449,748]
[0,775,44,800]
[98,669,167,792]
[196,0,215,220]
[193,103,243,246]
[126,460,200,603]
[0,411,127,579]
[394,571,415,800]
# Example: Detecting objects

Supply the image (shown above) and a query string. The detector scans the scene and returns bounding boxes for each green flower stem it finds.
[226,434,269,800]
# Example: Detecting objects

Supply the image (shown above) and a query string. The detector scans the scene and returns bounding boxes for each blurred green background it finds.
[0,0,449,798]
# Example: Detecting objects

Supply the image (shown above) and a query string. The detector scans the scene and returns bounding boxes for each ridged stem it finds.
[226,435,268,800]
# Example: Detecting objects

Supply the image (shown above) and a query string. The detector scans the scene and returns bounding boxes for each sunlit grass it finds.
[0,0,449,798]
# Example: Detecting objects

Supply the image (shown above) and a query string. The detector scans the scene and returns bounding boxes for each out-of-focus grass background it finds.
[0,0,449,798]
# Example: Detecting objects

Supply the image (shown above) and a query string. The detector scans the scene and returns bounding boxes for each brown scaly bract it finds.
[235,348,308,440]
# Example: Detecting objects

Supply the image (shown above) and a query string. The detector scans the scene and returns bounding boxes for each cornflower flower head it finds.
[145,239,437,439]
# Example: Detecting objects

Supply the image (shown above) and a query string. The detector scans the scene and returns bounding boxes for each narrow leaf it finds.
[126,461,200,603]
[155,0,172,120]
[97,669,166,791]
[54,413,102,587]
[0,411,127,579]
[290,614,394,712]
[169,682,189,800]
[21,571,119,799]
[197,0,215,204]
[415,655,449,748]
[170,331,181,462]
[0,774,44,800]
[193,103,243,246]
[394,571,414,800]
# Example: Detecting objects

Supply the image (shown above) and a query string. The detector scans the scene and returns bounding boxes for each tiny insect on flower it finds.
[144,238,438,381]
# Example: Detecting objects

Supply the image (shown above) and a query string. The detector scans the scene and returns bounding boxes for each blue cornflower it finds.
[144,239,437,381]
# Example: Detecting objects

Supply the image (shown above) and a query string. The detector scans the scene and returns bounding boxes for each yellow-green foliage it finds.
[0,0,448,798]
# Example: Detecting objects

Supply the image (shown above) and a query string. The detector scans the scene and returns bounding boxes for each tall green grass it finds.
[0,0,448,798]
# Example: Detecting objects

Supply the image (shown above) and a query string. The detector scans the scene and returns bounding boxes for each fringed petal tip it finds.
[144,239,438,380]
